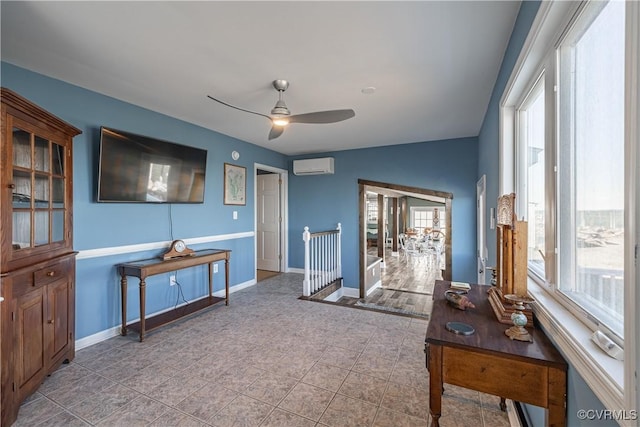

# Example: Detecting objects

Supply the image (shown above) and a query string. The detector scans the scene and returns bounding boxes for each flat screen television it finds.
[97,127,207,203]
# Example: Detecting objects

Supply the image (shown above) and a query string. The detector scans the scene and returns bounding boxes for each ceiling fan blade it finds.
[288,109,355,124]
[268,126,285,140]
[207,95,271,120]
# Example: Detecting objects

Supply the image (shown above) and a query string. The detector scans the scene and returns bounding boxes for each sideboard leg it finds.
[139,279,146,342]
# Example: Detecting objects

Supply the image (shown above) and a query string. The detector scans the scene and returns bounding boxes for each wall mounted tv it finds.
[97,127,207,203]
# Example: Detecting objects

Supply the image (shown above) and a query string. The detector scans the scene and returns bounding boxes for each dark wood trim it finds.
[444,197,452,278]
[358,179,454,200]
[359,184,366,298]
[298,279,342,301]
[377,194,384,258]
[390,198,398,253]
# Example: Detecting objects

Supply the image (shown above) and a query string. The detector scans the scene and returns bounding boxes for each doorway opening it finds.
[357,179,453,300]
[255,163,288,282]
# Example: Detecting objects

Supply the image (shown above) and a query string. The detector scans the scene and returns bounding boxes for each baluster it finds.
[311,236,316,293]
[337,223,342,279]
[314,236,319,293]
[322,234,327,287]
[329,233,334,283]
[303,226,311,297]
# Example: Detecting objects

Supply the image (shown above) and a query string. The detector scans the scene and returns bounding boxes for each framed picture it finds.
[224,163,246,205]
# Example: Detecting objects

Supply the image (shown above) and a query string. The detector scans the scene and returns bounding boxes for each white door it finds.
[476,175,487,284]
[257,173,280,271]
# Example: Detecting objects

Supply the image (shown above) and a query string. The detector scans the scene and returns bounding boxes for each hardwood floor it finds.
[336,246,443,318]
[257,269,280,282]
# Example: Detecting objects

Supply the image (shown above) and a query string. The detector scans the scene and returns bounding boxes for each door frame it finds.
[477,175,487,284]
[254,163,288,274]
[358,179,453,298]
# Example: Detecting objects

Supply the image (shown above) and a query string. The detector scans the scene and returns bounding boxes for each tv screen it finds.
[97,127,207,203]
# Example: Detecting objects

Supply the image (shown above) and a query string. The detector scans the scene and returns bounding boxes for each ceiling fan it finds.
[207,79,355,140]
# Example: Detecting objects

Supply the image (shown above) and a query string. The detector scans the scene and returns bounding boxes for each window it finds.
[413,209,429,230]
[557,0,625,340]
[366,197,377,221]
[502,0,637,413]
[516,75,546,280]
[410,207,445,231]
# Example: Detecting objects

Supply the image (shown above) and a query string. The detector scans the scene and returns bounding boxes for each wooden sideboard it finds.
[117,249,231,342]
[425,280,567,427]
[1,88,81,427]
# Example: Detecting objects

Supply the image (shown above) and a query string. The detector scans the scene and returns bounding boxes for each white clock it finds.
[174,240,186,253]
[232,150,240,161]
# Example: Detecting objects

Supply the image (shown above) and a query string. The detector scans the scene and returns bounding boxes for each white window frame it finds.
[499,0,638,416]
[409,206,445,232]
[515,72,547,282]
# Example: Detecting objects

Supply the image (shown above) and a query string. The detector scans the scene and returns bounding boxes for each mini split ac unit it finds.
[293,157,335,176]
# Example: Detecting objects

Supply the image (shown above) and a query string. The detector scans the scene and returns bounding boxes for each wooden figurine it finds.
[488,193,533,326]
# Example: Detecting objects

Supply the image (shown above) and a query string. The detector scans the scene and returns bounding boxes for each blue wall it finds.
[287,137,479,288]
[476,2,614,425]
[2,62,287,339]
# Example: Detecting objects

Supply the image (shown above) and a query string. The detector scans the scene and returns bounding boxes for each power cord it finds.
[168,204,174,241]
[172,273,190,309]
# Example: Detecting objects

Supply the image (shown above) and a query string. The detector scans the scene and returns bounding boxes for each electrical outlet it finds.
[213,264,219,274]
[170,275,177,286]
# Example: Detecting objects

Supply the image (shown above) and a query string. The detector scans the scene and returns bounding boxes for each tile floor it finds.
[14,273,510,427]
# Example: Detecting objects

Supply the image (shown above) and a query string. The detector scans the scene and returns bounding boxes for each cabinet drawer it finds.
[34,258,71,287]
[442,347,548,407]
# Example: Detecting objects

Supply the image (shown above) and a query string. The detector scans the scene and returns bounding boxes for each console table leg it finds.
[139,279,146,342]
[547,367,567,427]
[208,263,213,297]
[428,344,443,426]
[225,259,229,305]
[120,276,128,336]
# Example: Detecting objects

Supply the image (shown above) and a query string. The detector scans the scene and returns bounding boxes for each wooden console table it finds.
[118,249,230,342]
[425,280,567,426]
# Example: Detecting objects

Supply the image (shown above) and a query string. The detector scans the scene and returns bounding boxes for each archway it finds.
[358,179,453,298]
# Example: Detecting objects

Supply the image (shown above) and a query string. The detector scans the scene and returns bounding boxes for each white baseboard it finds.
[76,326,121,350]
[323,288,343,302]
[323,285,359,302]
[75,278,256,350]
[287,267,305,274]
[213,278,256,297]
[342,286,359,298]
[366,280,382,297]
[506,400,523,427]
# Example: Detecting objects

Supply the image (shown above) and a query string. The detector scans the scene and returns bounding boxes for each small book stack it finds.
[449,281,471,292]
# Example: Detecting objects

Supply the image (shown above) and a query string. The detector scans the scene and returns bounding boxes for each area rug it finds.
[354,301,430,319]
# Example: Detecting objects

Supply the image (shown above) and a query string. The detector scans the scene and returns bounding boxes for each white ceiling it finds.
[1,1,520,156]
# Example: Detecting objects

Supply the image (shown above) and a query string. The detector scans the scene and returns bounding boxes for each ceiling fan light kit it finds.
[207,79,355,140]
[271,117,289,127]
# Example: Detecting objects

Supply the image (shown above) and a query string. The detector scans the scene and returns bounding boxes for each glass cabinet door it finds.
[11,126,66,251]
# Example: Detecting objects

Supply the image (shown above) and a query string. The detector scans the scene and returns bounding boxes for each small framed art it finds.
[224,163,246,205]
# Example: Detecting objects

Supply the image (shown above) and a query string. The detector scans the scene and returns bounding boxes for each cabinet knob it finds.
[8,183,15,189]
[48,319,54,324]
[46,271,55,277]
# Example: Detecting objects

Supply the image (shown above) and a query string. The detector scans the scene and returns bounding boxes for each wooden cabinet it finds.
[1,88,81,427]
